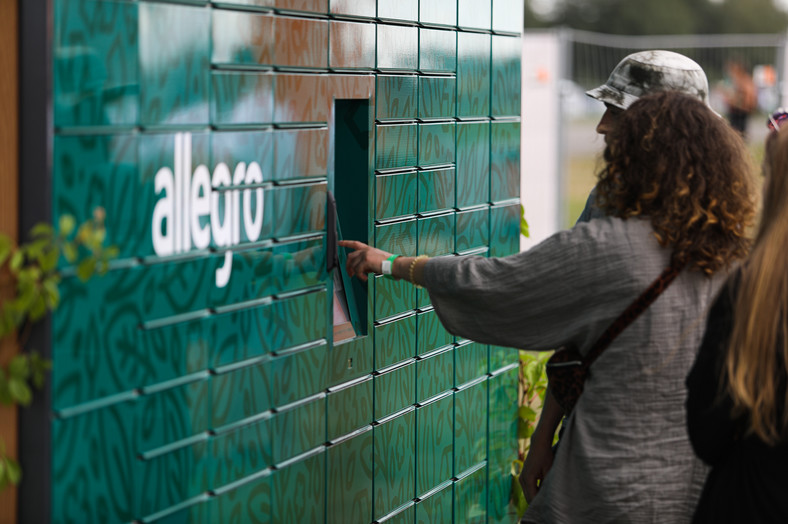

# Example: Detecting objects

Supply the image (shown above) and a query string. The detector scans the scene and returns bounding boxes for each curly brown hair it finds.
[596,91,756,274]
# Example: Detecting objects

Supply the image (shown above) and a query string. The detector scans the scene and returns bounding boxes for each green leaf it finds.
[58,215,76,237]
[31,223,54,239]
[6,457,21,485]
[8,355,30,380]
[9,251,24,273]
[105,246,119,259]
[40,246,60,273]
[520,205,530,238]
[62,242,78,263]
[29,353,52,389]
[0,235,11,267]
[28,295,48,323]
[43,279,60,309]
[76,258,96,281]
[510,469,529,517]
[518,405,537,422]
[8,378,32,406]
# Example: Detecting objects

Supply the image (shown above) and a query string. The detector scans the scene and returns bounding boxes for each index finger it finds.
[338,240,367,250]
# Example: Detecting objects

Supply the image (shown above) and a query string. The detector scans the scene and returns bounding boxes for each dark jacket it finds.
[686,274,788,523]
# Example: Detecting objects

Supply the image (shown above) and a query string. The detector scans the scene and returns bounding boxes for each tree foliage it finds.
[526,0,788,35]
[0,209,116,490]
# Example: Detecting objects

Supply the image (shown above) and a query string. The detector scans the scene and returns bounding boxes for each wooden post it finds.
[0,0,20,521]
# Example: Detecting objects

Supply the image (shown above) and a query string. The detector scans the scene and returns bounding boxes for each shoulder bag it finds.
[546,263,684,414]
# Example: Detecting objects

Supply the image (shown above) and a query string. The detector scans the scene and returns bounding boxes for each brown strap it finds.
[582,263,684,370]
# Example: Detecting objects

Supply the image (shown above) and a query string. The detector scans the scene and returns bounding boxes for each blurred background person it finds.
[719,59,758,136]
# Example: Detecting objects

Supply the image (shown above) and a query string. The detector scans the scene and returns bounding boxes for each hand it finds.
[519,437,554,504]
[338,240,392,282]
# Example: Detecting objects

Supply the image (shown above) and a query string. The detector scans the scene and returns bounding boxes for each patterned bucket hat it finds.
[586,50,712,111]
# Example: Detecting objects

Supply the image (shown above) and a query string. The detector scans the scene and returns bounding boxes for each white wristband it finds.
[381,259,393,275]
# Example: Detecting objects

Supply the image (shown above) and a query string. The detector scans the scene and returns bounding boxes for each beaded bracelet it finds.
[408,255,429,288]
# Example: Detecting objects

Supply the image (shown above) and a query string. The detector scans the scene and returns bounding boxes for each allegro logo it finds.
[151,133,265,288]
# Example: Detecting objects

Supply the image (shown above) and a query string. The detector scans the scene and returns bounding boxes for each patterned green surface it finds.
[420,76,456,120]
[377,24,418,71]
[457,32,491,118]
[373,409,416,519]
[420,28,457,73]
[457,121,491,208]
[418,167,455,214]
[420,0,457,27]
[330,20,376,70]
[417,484,453,523]
[49,1,522,522]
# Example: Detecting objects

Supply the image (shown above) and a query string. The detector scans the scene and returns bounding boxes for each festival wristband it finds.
[381,254,399,277]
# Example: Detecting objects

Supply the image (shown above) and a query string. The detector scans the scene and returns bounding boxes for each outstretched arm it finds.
[338,240,428,285]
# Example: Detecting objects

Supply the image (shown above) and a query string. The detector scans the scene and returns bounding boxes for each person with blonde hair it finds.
[686,111,788,523]
[341,91,756,522]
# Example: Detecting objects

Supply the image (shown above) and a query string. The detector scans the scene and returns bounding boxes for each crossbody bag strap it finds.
[582,262,685,370]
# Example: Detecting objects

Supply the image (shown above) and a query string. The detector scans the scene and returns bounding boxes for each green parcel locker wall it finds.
[46,0,523,522]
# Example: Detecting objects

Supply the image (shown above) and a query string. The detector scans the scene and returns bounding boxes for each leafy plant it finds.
[520,205,530,238]
[511,350,553,518]
[0,208,116,490]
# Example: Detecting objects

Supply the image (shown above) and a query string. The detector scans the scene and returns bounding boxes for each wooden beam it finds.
[0,0,20,521]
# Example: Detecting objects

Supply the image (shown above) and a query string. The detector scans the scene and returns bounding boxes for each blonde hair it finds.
[725,127,788,445]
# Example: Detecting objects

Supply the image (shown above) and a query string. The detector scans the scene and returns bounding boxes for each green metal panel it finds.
[419,0,457,27]
[420,76,455,120]
[455,342,489,387]
[330,20,376,70]
[327,429,374,523]
[457,31,491,118]
[376,171,418,220]
[491,121,521,202]
[375,274,417,320]
[377,75,418,120]
[416,349,454,402]
[373,409,416,519]
[139,3,210,126]
[417,309,453,356]
[455,465,489,523]
[418,213,455,257]
[374,363,415,420]
[377,0,418,22]
[418,168,455,214]
[326,378,373,440]
[49,1,522,521]
[493,35,523,117]
[375,313,417,368]
[416,483,453,523]
[416,396,454,494]
[54,0,138,128]
[377,24,418,71]
[456,206,489,253]
[457,121,491,208]
[454,382,488,473]
[459,0,492,30]
[419,28,457,73]
[418,122,455,167]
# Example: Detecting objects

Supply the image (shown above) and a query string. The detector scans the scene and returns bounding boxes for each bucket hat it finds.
[586,50,712,110]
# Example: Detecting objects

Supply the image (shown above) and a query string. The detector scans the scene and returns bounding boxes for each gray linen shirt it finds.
[423,216,725,523]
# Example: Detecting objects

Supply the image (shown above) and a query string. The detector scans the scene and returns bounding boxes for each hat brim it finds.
[586,84,722,117]
[585,85,639,111]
